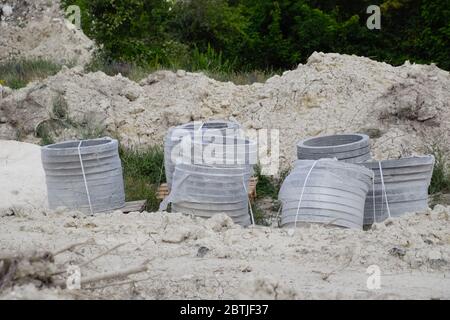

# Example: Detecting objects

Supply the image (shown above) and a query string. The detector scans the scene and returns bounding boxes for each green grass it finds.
[86,54,277,85]
[203,69,278,85]
[251,203,271,226]
[428,144,450,195]
[85,57,157,82]
[251,164,290,226]
[52,93,69,120]
[119,145,166,211]
[35,93,106,146]
[35,121,56,146]
[254,164,290,199]
[0,59,64,89]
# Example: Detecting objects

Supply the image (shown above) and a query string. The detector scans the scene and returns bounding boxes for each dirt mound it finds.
[0,206,449,299]
[1,53,449,170]
[0,0,94,65]
[0,140,47,216]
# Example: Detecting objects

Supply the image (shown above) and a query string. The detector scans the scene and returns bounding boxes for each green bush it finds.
[61,0,450,73]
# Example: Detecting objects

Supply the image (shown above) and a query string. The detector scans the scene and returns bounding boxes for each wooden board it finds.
[157,177,259,202]
[157,184,170,200]
[121,200,147,214]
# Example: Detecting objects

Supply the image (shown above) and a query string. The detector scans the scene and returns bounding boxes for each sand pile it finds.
[1,53,449,170]
[0,0,94,65]
[0,206,449,299]
[0,140,47,216]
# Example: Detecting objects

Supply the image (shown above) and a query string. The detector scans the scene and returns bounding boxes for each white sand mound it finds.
[0,140,47,215]
[1,53,449,170]
[0,0,95,66]
[0,207,449,299]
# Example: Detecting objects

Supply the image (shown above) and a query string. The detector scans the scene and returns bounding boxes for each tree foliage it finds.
[62,0,450,71]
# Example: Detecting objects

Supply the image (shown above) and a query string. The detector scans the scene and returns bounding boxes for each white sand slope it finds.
[0,207,449,299]
[0,140,47,215]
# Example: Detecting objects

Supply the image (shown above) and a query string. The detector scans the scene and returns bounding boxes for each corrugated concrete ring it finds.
[297,134,369,153]
[41,137,125,214]
[362,155,435,225]
[168,162,252,227]
[279,159,373,229]
[164,120,241,189]
[297,134,371,164]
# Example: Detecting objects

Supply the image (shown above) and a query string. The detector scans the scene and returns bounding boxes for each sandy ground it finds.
[0,140,47,215]
[0,206,449,300]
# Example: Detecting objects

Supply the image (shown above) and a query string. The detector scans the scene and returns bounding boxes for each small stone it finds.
[384,219,394,227]
[205,214,234,232]
[389,247,406,258]
[241,266,252,273]
[83,222,98,228]
[64,221,77,228]
[129,107,145,115]
[220,100,230,108]
[162,226,191,244]
[176,70,186,78]
[196,246,210,258]
[125,90,140,102]
[428,249,442,261]
[2,4,13,17]
[1,86,12,98]
[199,107,213,117]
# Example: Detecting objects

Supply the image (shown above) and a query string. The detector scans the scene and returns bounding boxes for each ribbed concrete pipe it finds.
[164,120,241,189]
[297,134,371,163]
[279,159,373,229]
[362,155,435,225]
[167,162,252,226]
[178,136,256,183]
[41,137,125,213]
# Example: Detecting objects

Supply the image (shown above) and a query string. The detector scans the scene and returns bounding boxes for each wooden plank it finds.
[248,177,258,202]
[121,200,147,214]
[156,177,258,202]
[156,183,170,200]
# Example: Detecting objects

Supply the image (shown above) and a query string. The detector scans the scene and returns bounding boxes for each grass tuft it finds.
[119,145,166,212]
[251,203,271,226]
[428,143,450,195]
[52,93,69,120]
[254,164,290,199]
[251,164,290,226]
[0,59,64,89]
[86,53,277,85]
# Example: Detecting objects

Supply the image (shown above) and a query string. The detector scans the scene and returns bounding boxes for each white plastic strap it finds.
[158,168,190,211]
[242,176,255,226]
[195,122,205,133]
[78,141,93,215]
[378,161,391,219]
[372,171,376,223]
[294,160,318,229]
